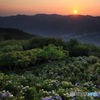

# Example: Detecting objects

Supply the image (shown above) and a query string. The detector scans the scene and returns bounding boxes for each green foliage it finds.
[61,81,74,88]
[74,46,90,56]
[15,56,31,68]
[68,38,79,48]
[0,49,38,71]
[23,50,37,65]
[96,67,100,74]
[0,55,100,100]
[37,44,68,63]
[88,56,98,64]
[28,37,67,49]
[68,39,90,56]
[3,81,22,96]
[0,40,28,50]
[1,37,100,100]
[74,68,80,76]
[79,67,85,73]
[0,28,35,41]
[0,51,18,71]
[24,86,37,100]
[0,45,23,53]
[94,63,100,70]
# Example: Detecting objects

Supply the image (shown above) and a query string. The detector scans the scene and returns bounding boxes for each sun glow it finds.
[74,10,77,14]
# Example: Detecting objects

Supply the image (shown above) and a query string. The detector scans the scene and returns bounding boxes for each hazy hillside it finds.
[0,14,100,45]
[0,28,37,41]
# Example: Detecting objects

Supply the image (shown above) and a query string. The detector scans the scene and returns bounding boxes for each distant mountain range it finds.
[0,28,37,41]
[0,14,100,45]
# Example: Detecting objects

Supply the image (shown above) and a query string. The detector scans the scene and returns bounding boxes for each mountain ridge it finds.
[0,14,100,45]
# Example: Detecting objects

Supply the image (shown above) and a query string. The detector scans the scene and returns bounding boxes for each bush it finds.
[0,49,37,71]
[96,68,100,74]
[0,51,18,71]
[37,44,68,63]
[28,37,67,49]
[68,39,91,57]
[80,67,85,73]
[24,86,37,100]
[61,81,74,88]
[15,56,31,69]
[94,63,100,70]
[88,56,98,64]
[0,45,23,53]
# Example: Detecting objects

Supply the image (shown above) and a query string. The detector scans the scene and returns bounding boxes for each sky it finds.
[0,0,100,16]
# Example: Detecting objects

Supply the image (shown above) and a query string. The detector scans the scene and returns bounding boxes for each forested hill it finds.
[0,28,37,41]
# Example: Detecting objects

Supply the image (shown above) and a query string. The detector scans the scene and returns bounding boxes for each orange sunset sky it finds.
[0,0,100,16]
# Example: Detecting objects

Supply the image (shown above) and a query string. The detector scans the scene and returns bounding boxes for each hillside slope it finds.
[0,28,37,41]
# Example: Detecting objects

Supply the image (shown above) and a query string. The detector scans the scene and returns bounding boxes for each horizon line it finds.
[0,13,100,17]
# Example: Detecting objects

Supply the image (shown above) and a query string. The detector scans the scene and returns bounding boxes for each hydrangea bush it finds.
[0,55,100,100]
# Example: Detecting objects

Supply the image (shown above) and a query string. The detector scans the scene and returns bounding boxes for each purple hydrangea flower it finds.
[21,85,24,88]
[6,92,10,97]
[55,84,59,87]
[58,96,62,100]
[49,91,51,94]
[0,93,3,98]
[11,80,13,82]
[96,95,99,98]
[98,86,100,88]
[73,97,76,100]
[76,82,81,86]
[95,74,97,78]
[18,82,20,84]
[93,97,96,99]
[52,96,56,99]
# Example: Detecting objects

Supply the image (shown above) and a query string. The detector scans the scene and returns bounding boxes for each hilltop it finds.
[0,28,37,41]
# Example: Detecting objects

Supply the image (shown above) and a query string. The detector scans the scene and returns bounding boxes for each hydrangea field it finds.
[0,56,100,100]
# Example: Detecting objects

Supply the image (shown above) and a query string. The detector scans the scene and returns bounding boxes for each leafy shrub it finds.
[90,52,100,58]
[61,81,74,88]
[0,45,23,53]
[37,44,68,63]
[23,86,37,100]
[0,51,18,71]
[80,67,85,73]
[28,37,67,50]
[73,68,80,76]
[94,63,100,70]
[68,38,79,57]
[0,40,27,48]
[72,46,90,57]
[40,79,59,91]
[15,56,31,69]
[88,56,98,64]
[0,90,14,99]
[69,76,79,84]
[96,67,100,74]
[0,49,37,71]
[2,81,22,96]
[67,39,91,57]
[23,50,37,65]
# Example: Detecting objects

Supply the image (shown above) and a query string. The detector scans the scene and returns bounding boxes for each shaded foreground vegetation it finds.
[0,37,100,100]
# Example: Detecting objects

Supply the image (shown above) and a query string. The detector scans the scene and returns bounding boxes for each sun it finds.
[74,10,77,14]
